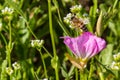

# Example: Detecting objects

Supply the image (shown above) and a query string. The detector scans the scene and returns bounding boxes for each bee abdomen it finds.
[81,25,88,32]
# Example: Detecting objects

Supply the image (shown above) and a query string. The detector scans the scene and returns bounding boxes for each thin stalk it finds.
[55,67,59,80]
[48,0,57,56]
[9,21,12,49]
[34,72,40,80]
[112,0,118,10]
[0,33,7,45]
[53,0,62,22]
[99,72,104,80]
[75,68,78,80]
[38,48,48,78]
[88,58,94,79]
[14,70,17,78]
[96,60,105,80]
[7,20,12,80]
[48,0,59,80]
[80,70,87,80]
[42,46,53,58]
[7,51,11,67]
[56,18,70,36]
[26,21,37,39]
[7,20,12,67]
[53,0,71,36]
[48,0,54,55]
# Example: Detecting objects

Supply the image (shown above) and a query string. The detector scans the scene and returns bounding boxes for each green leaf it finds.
[17,17,29,43]
[100,44,113,65]
[61,67,68,78]
[108,21,117,36]
[1,60,7,80]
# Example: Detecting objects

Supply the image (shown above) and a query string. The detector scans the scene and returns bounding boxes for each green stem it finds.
[88,58,94,79]
[75,68,78,80]
[53,0,71,36]
[38,48,48,78]
[55,67,59,80]
[53,0,63,23]
[15,70,17,78]
[48,0,56,56]
[9,21,12,48]
[42,46,53,58]
[7,20,12,80]
[48,0,59,80]
[34,72,40,80]
[56,18,70,36]
[6,20,12,67]
[26,21,37,39]
[8,50,11,67]
[112,0,118,10]
[80,70,87,80]
[99,72,104,80]
[0,33,7,45]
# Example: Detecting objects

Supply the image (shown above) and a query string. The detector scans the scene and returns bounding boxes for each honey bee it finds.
[70,16,88,32]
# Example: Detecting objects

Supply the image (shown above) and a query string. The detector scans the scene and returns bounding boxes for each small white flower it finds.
[64,13,73,24]
[31,40,44,48]
[6,67,13,75]
[64,13,72,19]
[12,62,20,70]
[1,7,14,15]
[110,61,119,70]
[70,5,82,13]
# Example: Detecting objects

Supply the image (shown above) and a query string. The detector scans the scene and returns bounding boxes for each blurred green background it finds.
[0,0,120,80]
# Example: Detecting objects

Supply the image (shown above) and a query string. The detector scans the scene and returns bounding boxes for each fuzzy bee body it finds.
[70,16,88,32]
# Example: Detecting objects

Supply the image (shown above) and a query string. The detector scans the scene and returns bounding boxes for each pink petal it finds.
[63,32,106,59]
[93,36,106,52]
[85,38,99,58]
[63,36,78,56]
[76,33,90,58]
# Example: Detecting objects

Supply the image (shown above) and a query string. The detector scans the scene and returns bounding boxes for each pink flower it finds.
[63,32,106,69]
